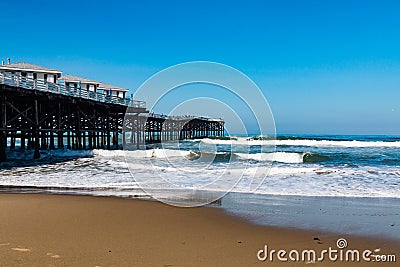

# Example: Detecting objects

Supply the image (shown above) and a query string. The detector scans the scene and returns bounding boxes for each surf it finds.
[200,137,400,148]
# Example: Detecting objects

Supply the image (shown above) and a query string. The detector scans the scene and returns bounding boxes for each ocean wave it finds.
[1,151,400,198]
[96,149,192,159]
[236,152,303,163]
[235,152,329,163]
[201,138,400,148]
[93,149,327,164]
[5,149,93,160]
[95,149,328,164]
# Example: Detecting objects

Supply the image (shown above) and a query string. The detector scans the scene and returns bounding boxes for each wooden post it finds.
[88,132,93,149]
[72,132,76,150]
[27,135,33,150]
[122,131,126,149]
[106,113,111,150]
[82,131,86,150]
[76,109,82,150]
[130,128,134,144]
[93,132,97,149]
[10,132,15,151]
[33,99,40,159]
[21,131,25,151]
[114,113,119,149]
[97,131,100,149]
[49,119,55,150]
[101,130,105,149]
[67,131,71,149]
[136,115,140,149]
[142,120,146,145]
[41,132,47,149]
[93,109,97,149]
[58,102,64,149]
[0,94,6,162]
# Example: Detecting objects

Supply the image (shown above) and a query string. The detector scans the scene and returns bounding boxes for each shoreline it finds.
[221,192,400,242]
[0,193,398,266]
[0,187,399,241]
[1,186,399,241]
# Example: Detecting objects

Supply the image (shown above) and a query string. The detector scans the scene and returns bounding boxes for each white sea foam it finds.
[94,148,306,164]
[201,138,400,147]
[236,152,304,163]
[107,149,192,159]
[93,149,125,157]
[1,144,400,199]
[1,156,399,198]
[94,148,305,164]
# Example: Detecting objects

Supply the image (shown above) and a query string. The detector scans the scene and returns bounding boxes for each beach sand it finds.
[0,194,398,266]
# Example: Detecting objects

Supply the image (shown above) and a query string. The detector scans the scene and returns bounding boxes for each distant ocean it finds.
[1,135,399,238]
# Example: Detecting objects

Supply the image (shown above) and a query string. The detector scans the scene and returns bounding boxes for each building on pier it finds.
[0,60,129,100]
[0,61,62,83]
[98,83,128,99]
[58,74,100,93]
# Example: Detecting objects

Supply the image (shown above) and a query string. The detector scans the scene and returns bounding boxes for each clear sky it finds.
[1,0,399,135]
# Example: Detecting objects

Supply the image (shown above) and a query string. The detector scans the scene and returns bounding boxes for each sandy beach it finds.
[0,193,398,266]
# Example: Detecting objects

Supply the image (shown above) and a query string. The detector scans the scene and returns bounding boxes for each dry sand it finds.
[0,193,398,266]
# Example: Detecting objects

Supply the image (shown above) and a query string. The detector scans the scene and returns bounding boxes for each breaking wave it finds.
[201,137,400,148]
[96,149,329,164]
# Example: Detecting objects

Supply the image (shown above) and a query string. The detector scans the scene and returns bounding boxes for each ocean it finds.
[1,135,399,239]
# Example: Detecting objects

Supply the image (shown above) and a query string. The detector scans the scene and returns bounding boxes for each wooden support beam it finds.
[49,116,55,150]
[20,131,25,151]
[136,115,140,149]
[67,131,71,149]
[76,109,82,150]
[5,101,35,125]
[33,99,40,159]
[106,112,111,150]
[0,94,7,162]
[88,132,93,149]
[10,132,15,151]
[83,131,87,150]
[58,102,64,149]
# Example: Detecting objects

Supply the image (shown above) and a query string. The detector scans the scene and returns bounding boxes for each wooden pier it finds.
[123,112,224,149]
[0,72,225,162]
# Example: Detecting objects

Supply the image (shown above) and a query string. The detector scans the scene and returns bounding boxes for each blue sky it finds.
[1,0,399,134]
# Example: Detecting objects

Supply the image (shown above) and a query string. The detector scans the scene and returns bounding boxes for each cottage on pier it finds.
[58,74,100,93]
[0,61,62,83]
[98,83,128,99]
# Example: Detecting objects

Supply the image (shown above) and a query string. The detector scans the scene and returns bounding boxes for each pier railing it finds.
[147,113,224,122]
[0,72,146,109]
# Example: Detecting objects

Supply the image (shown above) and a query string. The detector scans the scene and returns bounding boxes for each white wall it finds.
[110,91,126,98]
[47,74,55,83]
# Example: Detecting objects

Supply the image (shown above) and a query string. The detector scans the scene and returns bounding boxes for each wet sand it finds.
[0,193,398,266]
